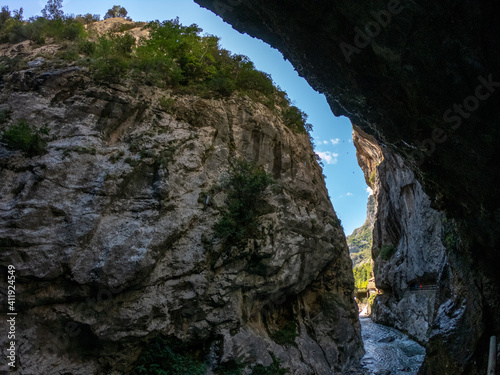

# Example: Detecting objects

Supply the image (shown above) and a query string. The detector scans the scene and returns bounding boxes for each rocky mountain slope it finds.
[0,35,362,374]
[194,1,500,373]
[347,194,374,269]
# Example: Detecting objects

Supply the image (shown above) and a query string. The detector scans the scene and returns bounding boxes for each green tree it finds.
[104,5,128,19]
[41,0,63,20]
[214,161,274,247]
[353,262,372,290]
[76,13,100,24]
[1,119,48,156]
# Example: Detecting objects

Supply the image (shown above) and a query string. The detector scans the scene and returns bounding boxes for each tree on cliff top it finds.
[41,0,63,20]
[104,5,128,19]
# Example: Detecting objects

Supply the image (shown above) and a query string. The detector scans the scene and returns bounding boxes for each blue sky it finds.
[3,0,371,235]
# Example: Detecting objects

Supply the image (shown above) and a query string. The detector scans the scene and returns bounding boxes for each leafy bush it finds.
[208,71,235,97]
[159,96,176,112]
[89,34,135,82]
[131,337,206,375]
[282,105,308,133]
[1,119,48,156]
[91,56,128,83]
[379,244,396,260]
[0,10,86,45]
[0,10,314,139]
[213,161,274,247]
[112,21,145,33]
[75,13,100,25]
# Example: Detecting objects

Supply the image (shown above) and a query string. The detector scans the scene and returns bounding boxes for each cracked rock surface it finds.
[0,58,362,374]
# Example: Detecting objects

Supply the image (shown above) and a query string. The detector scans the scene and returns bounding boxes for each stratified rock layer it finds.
[194,1,500,373]
[0,56,362,374]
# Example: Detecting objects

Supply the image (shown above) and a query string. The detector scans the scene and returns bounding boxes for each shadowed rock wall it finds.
[194,1,500,373]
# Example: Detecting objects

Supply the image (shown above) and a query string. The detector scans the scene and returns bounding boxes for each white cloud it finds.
[346,192,353,197]
[323,140,329,145]
[366,187,374,195]
[330,138,340,145]
[316,151,339,165]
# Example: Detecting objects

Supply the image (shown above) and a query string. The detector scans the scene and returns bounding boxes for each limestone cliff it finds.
[353,126,448,344]
[0,43,362,373]
[194,2,500,373]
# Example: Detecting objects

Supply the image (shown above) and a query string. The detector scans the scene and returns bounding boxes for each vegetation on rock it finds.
[214,160,274,248]
[0,6,85,44]
[379,244,397,260]
[348,223,372,268]
[0,3,312,135]
[348,194,374,293]
[0,119,48,156]
[131,337,206,375]
[353,262,372,290]
[104,5,128,20]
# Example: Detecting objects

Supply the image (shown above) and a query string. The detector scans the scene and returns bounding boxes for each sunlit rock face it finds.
[354,126,447,344]
[0,55,362,373]
[195,1,500,373]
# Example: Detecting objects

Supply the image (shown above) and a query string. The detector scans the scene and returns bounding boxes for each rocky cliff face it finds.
[354,124,500,373]
[354,126,447,344]
[0,45,362,374]
[194,1,500,373]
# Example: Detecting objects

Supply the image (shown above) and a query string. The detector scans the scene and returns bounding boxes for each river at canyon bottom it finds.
[358,316,426,375]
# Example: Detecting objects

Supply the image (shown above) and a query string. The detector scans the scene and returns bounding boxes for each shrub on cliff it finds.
[214,161,274,248]
[0,119,48,156]
[131,337,206,375]
[282,105,310,133]
[0,9,313,136]
[0,7,86,44]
